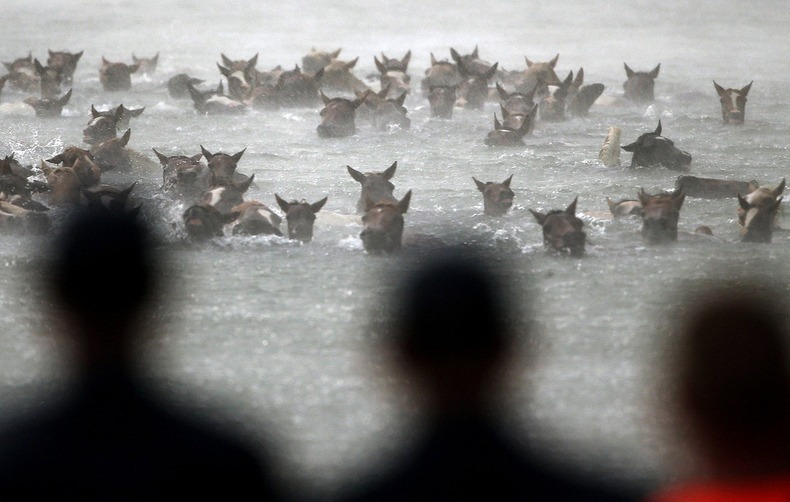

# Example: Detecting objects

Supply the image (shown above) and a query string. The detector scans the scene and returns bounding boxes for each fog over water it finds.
[1,0,790,492]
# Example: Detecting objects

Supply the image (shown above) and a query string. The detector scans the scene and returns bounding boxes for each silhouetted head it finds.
[45,209,160,358]
[385,246,519,411]
[666,276,790,476]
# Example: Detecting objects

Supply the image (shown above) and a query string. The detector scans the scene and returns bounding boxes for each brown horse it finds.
[623,63,660,103]
[428,84,456,119]
[372,92,410,130]
[530,197,586,257]
[566,68,604,117]
[473,175,514,216]
[539,71,573,122]
[91,104,145,130]
[182,204,238,241]
[320,57,368,94]
[24,88,72,118]
[675,175,759,199]
[421,54,462,95]
[638,188,685,244]
[274,65,324,108]
[513,54,561,96]
[606,198,642,218]
[199,174,255,215]
[622,121,692,171]
[347,162,397,213]
[132,53,159,74]
[153,149,209,197]
[360,190,411,254]
[99,57,140,92]
[456,63,498,110]
[91,129,132,172]
[168,74,205,98]
[84,105,123,145]
[230,201,283,237]
[317,91,368,138]
[713,81,752,125]
[302,48,341,75]
[274,194,328,242]
[46,49,83,86]
[200,146,246,187]
[484,113,532,146]
[374,51,411,94]
[33,58,62,98]
[737,179,785,243]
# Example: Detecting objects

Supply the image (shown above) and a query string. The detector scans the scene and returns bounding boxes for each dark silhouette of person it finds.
[649,277,790,501]
[337,245,642,501]
[0,209,287,500]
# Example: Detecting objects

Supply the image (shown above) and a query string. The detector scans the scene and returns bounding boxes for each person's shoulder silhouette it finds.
[338,245,640,501]
[650,275,790,502]
[0,208,286,499]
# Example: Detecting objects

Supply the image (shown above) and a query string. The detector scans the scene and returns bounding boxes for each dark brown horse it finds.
[168,74,205,98]
[539,71,573,122]
[484,113,532,147]
[274,194,328,242]
[230,201,283,236]
[301,48,341,75]
[24,88,72,118]
[91,129,133,172]
[456,63,498,110]
[737,179,785,243]
[33,58,62,98]
[317,91,368,138]
[274,65,324,108]
[638,188,685,244]
[199,174,255,215]
[182,204,238,241]
[360,190,411,254]
[374,51,411,95]
[153,149,209,196]
[200,146,246,187]
[606,198,642,218]
[713,81,752,125]
[84,105,123,145]
[622,121,692,171]
[623,63,660,103]
[46,49,83,86]
[372,92,410,130]
[428,84,457,119]
[675,175,759,199]
[530,197,586,257]
[513,54,561,96]
[347,162,398,213]
[473,175,514,216]
[91,104,145,130]
[566,68,604,117]
[99,57,140,92]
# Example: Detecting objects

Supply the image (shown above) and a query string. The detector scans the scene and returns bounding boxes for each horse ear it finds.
[383,161,397,180]
[378,81,392,99]
[310,196,328,213]
[563,71,574,87]
[502,174,513,187]
[221,54,233,67]
[472,45,479,59]
[450,48,461,63]
[713,80,726,96]
[275,193,290,213]
[638,188,651,207]
[320,91,331,105]
[46,154,64,165]
[394,91,407,107]
[91,104,101,118]
[130,106,144,117]
[649,63,661,79]
[223,210,241,224]
[741,81,753,96]
[239,173,255,193]
[654,120,662,136]
[573,68,584,87]
[231,148,246,163]
[624,63,634,78]
[397,190,412,214]
[190,153,203,162]
[33,58,45,74]
[58,88,72,106]
[119,129,131,147]
[525,56,533,67]
[102,56,110,65]
[374,56,386,74]
[773,178,786,197]
[75,51,83,61]
[217,63,231,78]
[152,148,168,165]
[484,63,498,80]
[119,181,137,202]
[312,67,324,83]
[496,82,509,101]
[200,145,213,161]
[401,50,411,69]
[549,54,560,68]
[529,209,547,226]
[347,165,366,184]
[248,53,258,68]
[331,48,342,59]
[430,53,438,66]
[128,64,140,74]
[621,141,639,152]
[606,197,617,214]
[473,177,486,192]
[494,114,502,130]
[566,196,578,215]
[152,53,159,64]
[346,57,358,70]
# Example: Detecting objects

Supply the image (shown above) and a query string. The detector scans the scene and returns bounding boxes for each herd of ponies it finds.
[0,46,785,256]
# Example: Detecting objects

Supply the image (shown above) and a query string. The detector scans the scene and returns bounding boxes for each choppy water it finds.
[2,0,790,492]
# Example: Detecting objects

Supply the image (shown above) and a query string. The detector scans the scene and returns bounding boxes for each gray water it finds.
[2,0,790,492]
